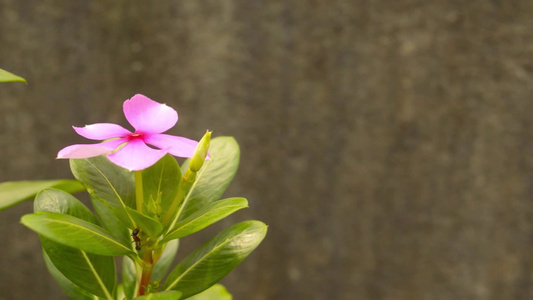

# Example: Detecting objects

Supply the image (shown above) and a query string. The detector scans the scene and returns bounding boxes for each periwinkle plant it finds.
[6,94,267,299]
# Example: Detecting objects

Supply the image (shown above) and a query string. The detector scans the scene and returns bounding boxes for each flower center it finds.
[128,132,145,141]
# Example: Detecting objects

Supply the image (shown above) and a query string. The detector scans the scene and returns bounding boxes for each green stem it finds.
[134,171,144,213]
[161,170,195,230]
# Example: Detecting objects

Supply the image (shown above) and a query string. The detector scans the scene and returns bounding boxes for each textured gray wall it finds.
[1,1,532,299]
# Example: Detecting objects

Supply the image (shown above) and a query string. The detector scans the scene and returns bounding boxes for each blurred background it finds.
[1,1,532,299]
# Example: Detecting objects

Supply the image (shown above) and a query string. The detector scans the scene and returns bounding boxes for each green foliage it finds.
[163,221,267,298]
[162,197,248,242]
[0,68,26,83]
[21,211,134,256]
[141,154,181,217]
[123,256,139,299]
[0,179,85,211]
[70,156,136,228]
[92,196,132,247]
[134,290,182,300]
[16,136,263,299]
[185,284,232,300]
[127,207,164,237]
[35,189,116,298]
[179,137,240,220]
[152,239,179,282]
[43,252,100,300]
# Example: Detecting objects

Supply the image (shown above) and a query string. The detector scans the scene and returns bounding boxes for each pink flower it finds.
[57,94,199,171]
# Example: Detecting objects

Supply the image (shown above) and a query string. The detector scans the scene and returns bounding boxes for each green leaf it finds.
[134,290,182,300]
[0,68,26,83]
[179,137,240,220]
[92,196,132,247]
[43,251,99,300]
[34,189,98,222]
[127,207,164,238]
[21,211,135,256]
[123,256,139,300]
[42,238,115,299]
[116,284,126,300]
[34,189,116,299]
[0,179,85,211]
[163,221,267,298]
[152,239,179,282]
[162,198,248,242]
[70,156,136,228]
[141,154,181,218]
[184,284,232,300]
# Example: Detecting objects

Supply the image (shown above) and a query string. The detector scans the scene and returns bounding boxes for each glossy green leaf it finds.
[141,154,181,217]
[123,256,139,300]
[34,189,116,299]
[34,189,98,222]
[152,239,179,282]
[135,290,182,300]
[179,137,240,220]
[92,196,132,247]
[162,198,248,242]
[43,252,99,300]
[21,211,134,256]
[127,207,164,238]
[163,221,267,298]
[0,68,26,83]
[0,179,85,211]
[70,156,136,228]
[42,238,115,299]
[117,284,126,300]
[185,284,232,300]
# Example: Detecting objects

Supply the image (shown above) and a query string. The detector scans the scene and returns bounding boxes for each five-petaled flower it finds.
[57,94,199,171]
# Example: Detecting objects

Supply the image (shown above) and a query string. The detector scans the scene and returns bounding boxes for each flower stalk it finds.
[134,171,144,214]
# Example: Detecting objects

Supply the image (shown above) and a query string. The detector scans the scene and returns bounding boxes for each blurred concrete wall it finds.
[1,1,532,299]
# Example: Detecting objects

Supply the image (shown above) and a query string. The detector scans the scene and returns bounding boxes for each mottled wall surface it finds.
[1,1,532,299]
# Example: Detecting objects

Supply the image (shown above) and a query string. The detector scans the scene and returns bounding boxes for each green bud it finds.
[189,130,211,172]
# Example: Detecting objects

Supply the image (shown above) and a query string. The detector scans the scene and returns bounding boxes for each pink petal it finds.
[143,133,198,158]
[123,94,178,134]
[107,139,167,171]
[56,139,126,159]
[74,123,131,140]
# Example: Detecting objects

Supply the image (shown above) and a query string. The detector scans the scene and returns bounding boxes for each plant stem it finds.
[134,171,144,213]
[161,169,196,229]
[135,170,151,295]
[138,249,153,296]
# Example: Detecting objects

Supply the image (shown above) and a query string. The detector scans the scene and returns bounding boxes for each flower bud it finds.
[189,130,211,172]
